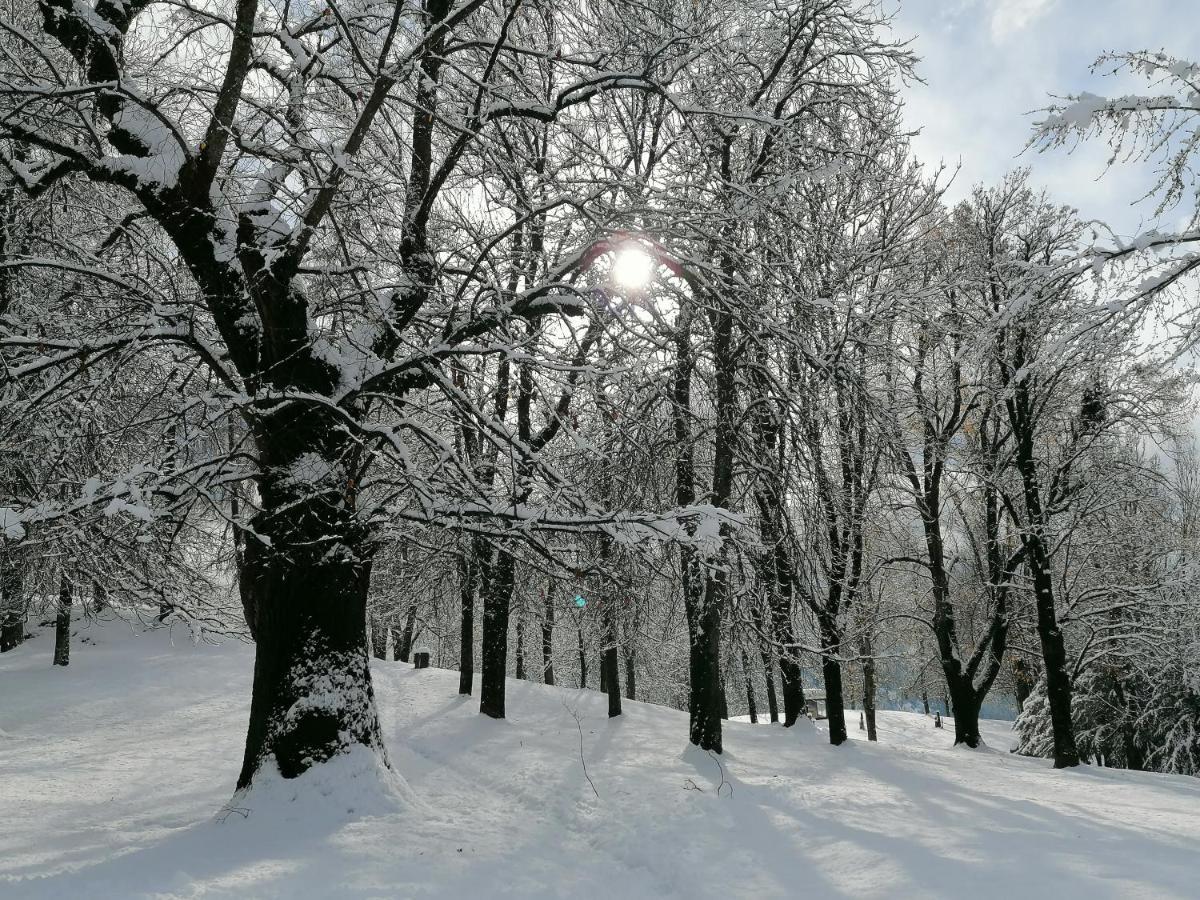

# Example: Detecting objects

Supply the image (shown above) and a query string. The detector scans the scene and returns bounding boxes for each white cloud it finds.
[989,0,1057,41]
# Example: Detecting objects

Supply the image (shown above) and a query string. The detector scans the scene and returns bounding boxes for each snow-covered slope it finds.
[2,620,1198,899]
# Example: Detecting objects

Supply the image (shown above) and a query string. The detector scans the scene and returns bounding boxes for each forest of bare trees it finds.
[3,0,1200,810]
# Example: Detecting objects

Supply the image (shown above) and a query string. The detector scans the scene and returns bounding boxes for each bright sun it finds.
[612,246,655,290]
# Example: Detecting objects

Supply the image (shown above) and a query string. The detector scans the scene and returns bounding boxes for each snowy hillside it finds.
[2,620,1198,899]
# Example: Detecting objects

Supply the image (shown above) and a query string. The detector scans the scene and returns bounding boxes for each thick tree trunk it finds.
[236,475,384,789]
[53,574,71,667]
[479,548,515,719]
[541,591,555,686]
[742,649,758,724]
[819,616,847,746]
[458,554,475,693]
[950,687,982,748]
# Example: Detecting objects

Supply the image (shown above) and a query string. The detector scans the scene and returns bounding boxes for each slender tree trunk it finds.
[514,611,526,681]
[1013,658,1034,712]
[458,554,475,693]
[53,574,71,667]
[541,590,555,686]
[1027,542,1080,767]
[577,626,587,688]
[479,548,515,718]
[623,647,636,701]
[762,651,780,724]
[397,605,417,663]
[820,615,847,745]
[370,615,388,661]
[742,648,759,724]
[600,595,621,717]
[861,637,877,742]
[1009,376,1079,768]
[921,686,930,716]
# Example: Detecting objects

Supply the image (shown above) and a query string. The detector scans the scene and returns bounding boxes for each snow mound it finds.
[223,747,416,825]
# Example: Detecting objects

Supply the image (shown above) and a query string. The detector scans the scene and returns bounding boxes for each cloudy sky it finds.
[889,0,1200,237]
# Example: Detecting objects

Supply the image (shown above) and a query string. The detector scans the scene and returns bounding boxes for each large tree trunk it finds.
[479,548,515,719]
[458,554,475,693]
[53,574,71,667]
[236,456,385,789]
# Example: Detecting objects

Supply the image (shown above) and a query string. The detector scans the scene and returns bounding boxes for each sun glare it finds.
[612,245,655,290]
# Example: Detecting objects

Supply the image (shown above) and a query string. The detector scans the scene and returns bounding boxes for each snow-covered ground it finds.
[2,619,1198,899]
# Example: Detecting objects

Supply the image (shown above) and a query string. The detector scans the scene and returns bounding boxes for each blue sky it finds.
[889,0,1200,237]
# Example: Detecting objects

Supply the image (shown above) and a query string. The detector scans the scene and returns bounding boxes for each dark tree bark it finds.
[577,625,588,689]
[672,302,723,753]
[742,649,759,724]
[236,470,384,788]
[53,574,71,667]
[514,610,526,681]
[819,614,848,745]
[599,587,621,717]
[0,554,25,652]
[1007,366,1080,768]
[623,647,636,701]
[762,652,780,724]
[397,605,418,664]
[541,590,555,686]
[479,548,515,718]
[458,554,475,694]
